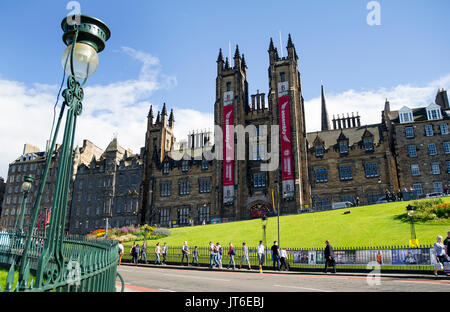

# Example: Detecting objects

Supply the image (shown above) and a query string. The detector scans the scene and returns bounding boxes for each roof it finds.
[306,124,383,149]
[388,106,450,124]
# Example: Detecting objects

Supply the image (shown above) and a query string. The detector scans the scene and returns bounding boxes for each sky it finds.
[0,0,450,178]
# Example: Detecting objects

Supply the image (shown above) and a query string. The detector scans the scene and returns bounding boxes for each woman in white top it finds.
[155,242,162,265]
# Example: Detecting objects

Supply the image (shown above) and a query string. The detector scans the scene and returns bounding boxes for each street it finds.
[117,265,450,292]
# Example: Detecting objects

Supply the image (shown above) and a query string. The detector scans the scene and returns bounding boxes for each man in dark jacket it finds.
[324,240,336,273]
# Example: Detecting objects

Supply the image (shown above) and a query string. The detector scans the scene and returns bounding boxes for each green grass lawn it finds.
[124,199,450,250]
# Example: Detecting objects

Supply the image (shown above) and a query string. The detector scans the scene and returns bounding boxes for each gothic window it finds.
[280,72,286,82]
[226,82,231,92]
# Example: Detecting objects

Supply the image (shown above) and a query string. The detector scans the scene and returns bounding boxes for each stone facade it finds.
[0,177,5,218]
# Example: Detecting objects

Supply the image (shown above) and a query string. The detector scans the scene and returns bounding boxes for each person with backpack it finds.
[227,243,236,270]
[181,241,190,266]
[239,242,251,270]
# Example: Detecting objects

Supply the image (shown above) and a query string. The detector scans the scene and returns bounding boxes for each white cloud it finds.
[305,73,450,132]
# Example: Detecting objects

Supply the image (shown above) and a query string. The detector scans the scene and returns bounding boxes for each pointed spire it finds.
[169,109,174,124]
[234,45,241,59]
[161,103,167,116]
[241,54,247,70]
[156,111,161,124]
[225,57,230,69]
[147,105,154,118]
[217,48,224,62]
[321,84,331,131]
[269,37,275,51]
[287,33,294,48]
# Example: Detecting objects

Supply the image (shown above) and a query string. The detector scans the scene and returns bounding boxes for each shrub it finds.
[151,228,171,238]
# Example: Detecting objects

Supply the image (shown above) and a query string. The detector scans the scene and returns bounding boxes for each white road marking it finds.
[159,288,176,292]
[163,273,231,282]
[273,284,331,292]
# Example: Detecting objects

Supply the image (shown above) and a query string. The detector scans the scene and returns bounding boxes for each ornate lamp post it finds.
[15,175,35,233]
[261,216,267,262]
[406,204,419,247]
[14,14,110,291]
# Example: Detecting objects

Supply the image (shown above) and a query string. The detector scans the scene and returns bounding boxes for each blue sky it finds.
[0,0,450,177]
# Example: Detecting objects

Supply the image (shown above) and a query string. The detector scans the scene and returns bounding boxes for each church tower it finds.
[140,103,176,224]
[214,45,249,219]
[267,34,311,212]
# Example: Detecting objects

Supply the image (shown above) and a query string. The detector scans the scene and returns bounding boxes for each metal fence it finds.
[0,231,120,292]
[121,244,442,273]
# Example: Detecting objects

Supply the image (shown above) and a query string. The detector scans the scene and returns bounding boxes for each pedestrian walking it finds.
[155,242,161,265]
[118,241,124,265]
[162,242,168,265]
[181,241,190,266]
[191,246,200,266]
[216,242,223,269]
[227,243,236,270]
[140,242,147,264]
[324,240,336,273]
[239,242,251,270]
[433,235,449,276]
[134,244,140,265]
[280,248,289,271]
[271,241,281,271]
[130,242,137,264]
[209,241,216,268]
[257,240,265,273]
[355,196,360,207]
[444,231,450,257]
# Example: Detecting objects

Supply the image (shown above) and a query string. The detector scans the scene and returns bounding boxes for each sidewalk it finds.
[118,262,450,281]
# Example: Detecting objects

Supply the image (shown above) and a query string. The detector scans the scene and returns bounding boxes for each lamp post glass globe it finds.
[21,181,32,192]
[62,42,99,79]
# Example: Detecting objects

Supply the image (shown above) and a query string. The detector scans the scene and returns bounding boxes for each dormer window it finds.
[364,139,374,151]
[426,103,442,120]
[339,141,348,154]
[315,145,324,157]
[182,160,189,173]
[399,106,414,123]
[163,162,170,175]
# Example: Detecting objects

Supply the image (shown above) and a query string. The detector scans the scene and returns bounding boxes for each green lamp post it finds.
[15,175,35,233]
[406,204,419,247]
[14,14,111,292]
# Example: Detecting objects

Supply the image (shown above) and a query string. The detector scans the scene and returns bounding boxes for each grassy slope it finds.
[126,199,450,249]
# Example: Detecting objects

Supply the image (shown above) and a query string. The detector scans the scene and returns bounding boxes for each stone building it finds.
[383,89,450,195]
[0,143,61,231]
[68,138,143,234]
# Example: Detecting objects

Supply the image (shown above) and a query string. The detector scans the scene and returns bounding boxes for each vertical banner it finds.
[223,91,234,204]
[277,82,295,198]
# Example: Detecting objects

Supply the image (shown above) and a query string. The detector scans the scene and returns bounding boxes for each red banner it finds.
[223,102,234,204]
[278,95,295,196]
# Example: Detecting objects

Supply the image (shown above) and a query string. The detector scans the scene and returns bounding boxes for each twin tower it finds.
[213,34,310,218]
[140,35,311,223]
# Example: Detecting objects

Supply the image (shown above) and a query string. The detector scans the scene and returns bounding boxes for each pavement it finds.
[115,262,450,292]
